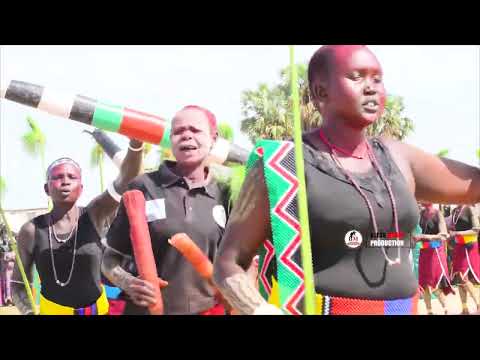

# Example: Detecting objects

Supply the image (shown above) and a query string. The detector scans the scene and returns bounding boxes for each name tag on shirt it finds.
[145,198,166,222]
[212,205,226,228]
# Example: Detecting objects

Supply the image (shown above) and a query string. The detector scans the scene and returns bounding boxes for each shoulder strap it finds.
[247,139,306,315]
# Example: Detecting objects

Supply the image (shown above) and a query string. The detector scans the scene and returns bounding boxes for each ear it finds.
[311,81,328,111]
[44,183,49,196]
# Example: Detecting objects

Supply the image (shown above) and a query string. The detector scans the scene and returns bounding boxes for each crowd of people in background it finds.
[414,203,480,314]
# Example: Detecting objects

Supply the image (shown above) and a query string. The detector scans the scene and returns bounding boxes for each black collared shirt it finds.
[106,161,230,314]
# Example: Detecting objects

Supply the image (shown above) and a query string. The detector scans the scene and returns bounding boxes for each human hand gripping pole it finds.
[122,190,164,315]
[168,233,234,313]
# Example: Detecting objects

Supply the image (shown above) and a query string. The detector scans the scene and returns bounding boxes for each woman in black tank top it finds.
[450,205,480,314]
[213,45,480,315]
[415,202,453,315]
[11,138,144,315]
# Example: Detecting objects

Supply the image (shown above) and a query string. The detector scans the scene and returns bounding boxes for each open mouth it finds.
[60,190,71,196]
[362,99,379,113]
[179,145,198,151]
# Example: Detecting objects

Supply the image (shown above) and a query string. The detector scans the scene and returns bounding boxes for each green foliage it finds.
[366,95,414,140]
[228,165,246,205]
[436,149,449,157]
[22,116,46,157]
[218,122,234,142]
[90,143,104,168]
[0,176,6,202]
[143,143,153,158]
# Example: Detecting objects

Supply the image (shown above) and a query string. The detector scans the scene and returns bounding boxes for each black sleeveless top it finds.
[420,210,440,235]
[33,207,103,308]
[302,137,419,300]
[452,206,473,232]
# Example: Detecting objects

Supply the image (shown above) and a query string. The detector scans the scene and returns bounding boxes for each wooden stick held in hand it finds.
[123,190,163,315]
[168,233,213,280]
[169,233,235,313]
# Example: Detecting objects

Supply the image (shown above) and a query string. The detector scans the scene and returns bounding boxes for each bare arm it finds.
[437,211,449,236]
[402,141,480,204]
[101,247,167,308]
[11,222,36,315]
[101,247,135,290]
[380,137,480,204]
[87,138,144,237]
[213,163,281,315]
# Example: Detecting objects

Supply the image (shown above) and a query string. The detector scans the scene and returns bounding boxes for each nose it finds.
[180,131,193,141]
[364,81,377,95]
[61,176,71,185]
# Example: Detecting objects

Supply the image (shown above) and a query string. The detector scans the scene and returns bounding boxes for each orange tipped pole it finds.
[169,233,213,280]
[169,233,238,313]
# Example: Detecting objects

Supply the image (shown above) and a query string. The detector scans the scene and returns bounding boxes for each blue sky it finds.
[1,45,478,210]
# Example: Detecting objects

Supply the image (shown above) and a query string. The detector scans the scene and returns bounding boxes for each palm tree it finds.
[90,143,105,192]
[22,116,47,180]
[218,122,234,142]
[279,63,322,132]
[241,83,292,144]
[0,176,5,204]
[20,115,46,305]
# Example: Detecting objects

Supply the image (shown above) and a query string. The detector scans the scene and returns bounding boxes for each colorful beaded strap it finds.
[455,234,477,245]
[316,293,418,315]
[420,240,442,249]
[247,140,306,315]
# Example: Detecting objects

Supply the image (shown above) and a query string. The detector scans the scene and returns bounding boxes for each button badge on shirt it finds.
[145,198,167,222]
[212,205,227,228]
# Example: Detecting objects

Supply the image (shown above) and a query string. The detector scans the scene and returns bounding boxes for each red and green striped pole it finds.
[1,80,249,165]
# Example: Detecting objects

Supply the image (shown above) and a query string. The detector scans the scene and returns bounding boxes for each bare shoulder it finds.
[377,135,409,152]
[19,220,36,239]
[17,220,37,252]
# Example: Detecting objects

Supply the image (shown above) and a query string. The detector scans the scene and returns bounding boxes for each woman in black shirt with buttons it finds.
[103,105,231,315]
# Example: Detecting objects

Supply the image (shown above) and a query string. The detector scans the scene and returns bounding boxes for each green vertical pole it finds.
[289,46,316,315]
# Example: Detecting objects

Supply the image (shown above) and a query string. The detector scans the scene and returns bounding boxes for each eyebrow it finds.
[349,66,383,74]
[49,170,81,178]
[173,125,202,132]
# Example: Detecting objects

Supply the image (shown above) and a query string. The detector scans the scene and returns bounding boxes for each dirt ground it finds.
[1,290,478,315]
